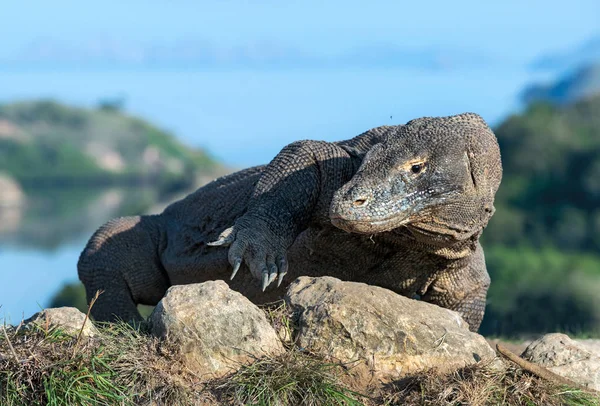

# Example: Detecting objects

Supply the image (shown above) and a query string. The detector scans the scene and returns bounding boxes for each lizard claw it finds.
[207,226,235,247]
[267,264,278,286]
[261,268,269,292]
[230,258,242,280]
[277,258,288,287]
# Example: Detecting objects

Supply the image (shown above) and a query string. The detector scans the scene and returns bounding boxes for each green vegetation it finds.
[481,94,600,337]
[214,349,366,405]
[0,100,218,188]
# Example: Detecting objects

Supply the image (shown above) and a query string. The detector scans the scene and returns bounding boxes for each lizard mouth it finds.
[330,214,411,234]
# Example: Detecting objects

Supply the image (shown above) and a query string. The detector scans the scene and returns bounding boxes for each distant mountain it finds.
[521,63,600,106]
[529,36,600,72]
[0,100,221,187]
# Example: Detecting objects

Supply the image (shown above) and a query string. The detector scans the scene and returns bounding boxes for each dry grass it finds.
[383,361,600,406]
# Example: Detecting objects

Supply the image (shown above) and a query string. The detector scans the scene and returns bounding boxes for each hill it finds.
[0,100,220,188]
[521,63,600,106]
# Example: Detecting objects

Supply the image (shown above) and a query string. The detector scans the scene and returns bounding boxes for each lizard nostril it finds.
[353,198,368,208]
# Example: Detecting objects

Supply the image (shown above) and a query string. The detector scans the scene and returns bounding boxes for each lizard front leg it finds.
[209,140,357,290]
[420,243,490,332]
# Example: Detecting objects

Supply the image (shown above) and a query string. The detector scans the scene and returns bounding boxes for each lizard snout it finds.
[329,187,374,224]
[329,181,412,234]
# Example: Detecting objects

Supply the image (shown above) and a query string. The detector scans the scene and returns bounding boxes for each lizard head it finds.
[330,113,502,237]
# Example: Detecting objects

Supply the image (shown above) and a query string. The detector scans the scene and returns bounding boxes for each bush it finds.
[481,245,600,337]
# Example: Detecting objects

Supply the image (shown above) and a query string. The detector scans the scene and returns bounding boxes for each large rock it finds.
[578,339,600,355]
[522,333,600,391]
[150,281,284,379]
[285,277,495,382]
[25,307,98,339]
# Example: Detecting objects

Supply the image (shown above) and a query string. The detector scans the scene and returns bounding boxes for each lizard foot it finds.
[208,220,289,291]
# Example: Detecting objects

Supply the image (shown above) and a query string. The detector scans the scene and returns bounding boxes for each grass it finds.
[0,321,200,405]
[211,349,367,405]
[1,301,598,405]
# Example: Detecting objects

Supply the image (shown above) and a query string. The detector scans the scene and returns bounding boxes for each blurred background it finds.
[0,0,599,338]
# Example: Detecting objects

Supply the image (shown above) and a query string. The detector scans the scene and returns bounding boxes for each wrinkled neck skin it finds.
[382,206,489,261]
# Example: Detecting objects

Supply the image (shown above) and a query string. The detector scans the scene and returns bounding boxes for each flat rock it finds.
[150,281,284,379]
[522,333,600,391]
[25,307,97,338]
[285,276,495,383]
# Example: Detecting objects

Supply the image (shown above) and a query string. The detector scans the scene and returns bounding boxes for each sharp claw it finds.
[230,259,241,280]
[268,272,277,285]
[261,271,269,292]
[207,239,224,246]
[208,227,235,247]
[277,271,287,287]
[277,259,288,287]
[266,264,278,287]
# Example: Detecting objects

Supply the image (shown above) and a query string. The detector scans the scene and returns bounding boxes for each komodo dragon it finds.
[78,113,502,331]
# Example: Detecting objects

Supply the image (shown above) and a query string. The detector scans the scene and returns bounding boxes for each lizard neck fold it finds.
[387,225,480,261]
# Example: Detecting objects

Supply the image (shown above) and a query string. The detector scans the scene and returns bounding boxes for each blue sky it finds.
[1,0,599,67]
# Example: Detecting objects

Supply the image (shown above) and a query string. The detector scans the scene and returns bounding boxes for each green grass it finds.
[213,349,366,406]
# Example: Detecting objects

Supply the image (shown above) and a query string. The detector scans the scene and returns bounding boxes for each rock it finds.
[285,276,495,383]
[522,333,600,391]
[25,307,98,339]
[577,339,600,355]
[150,281,284,379]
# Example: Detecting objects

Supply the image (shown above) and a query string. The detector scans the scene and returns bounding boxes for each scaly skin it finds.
[78,113,502,331]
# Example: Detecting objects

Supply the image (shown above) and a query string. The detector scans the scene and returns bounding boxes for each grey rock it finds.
[25,307,97,338]
[577,339,600,355]
[150,281,284,379]
[523,333,600,391]
[285,276,495,382]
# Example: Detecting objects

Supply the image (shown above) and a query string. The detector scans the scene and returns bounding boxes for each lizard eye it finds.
[410,162,425,174]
